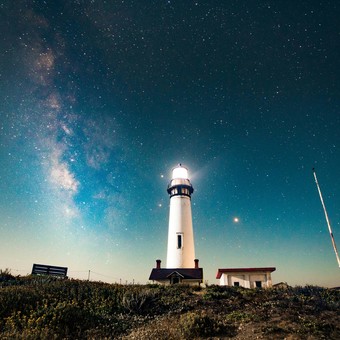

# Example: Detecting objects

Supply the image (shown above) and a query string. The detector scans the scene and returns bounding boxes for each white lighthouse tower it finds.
[166,164,195,268]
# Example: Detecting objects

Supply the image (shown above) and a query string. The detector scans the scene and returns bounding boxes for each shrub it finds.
[121,288,157,314]
[0,269,16,287]
[203,285,242,300]
[262,324,287,335]
[226,311,253,322]
[179,311,237,338]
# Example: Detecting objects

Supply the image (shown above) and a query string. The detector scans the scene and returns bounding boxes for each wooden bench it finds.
[31,264,68,278]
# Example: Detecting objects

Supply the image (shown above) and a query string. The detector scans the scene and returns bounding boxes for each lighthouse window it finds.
[171,188,178,195]
[182,188,189,195]
[177,234,183,249]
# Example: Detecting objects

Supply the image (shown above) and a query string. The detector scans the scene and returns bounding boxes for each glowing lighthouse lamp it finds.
[166,164,195,268]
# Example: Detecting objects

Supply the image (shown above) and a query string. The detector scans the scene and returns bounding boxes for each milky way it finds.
[0,1,339,286]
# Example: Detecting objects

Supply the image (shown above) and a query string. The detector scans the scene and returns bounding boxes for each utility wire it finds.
[1,266,132,283]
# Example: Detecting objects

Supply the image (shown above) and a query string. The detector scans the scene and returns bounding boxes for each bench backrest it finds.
[32,264,68,277]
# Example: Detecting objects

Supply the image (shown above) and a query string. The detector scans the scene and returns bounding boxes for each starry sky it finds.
[1,1,339,286]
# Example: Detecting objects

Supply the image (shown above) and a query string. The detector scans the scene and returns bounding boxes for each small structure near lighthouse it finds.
[149,164,203,285]
[216,267,276,288]
[149,259,203,285]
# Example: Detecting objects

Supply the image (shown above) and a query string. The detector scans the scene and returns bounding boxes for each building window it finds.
[177,234,183,249]
[255,281,262,288]
[233,282,240,287]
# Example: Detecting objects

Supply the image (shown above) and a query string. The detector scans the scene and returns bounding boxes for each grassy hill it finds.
[0,269,339,339]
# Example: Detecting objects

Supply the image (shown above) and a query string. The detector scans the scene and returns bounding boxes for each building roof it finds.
[216,267,276,279]
[149,268,203,281]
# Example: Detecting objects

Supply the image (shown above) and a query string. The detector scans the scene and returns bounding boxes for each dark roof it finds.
[216,267,276,279]
[273,282,290,288]
[149,268,203,281]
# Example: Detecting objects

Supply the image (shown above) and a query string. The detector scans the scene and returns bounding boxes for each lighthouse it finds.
[166,164,195,268]
[149,164,202,285]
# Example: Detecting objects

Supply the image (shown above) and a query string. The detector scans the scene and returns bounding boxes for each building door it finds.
[171,276,180,284]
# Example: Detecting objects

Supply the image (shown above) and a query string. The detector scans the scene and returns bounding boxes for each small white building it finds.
[216,267,276,288]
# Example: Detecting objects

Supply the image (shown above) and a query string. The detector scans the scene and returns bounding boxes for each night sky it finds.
[1,1,339,286]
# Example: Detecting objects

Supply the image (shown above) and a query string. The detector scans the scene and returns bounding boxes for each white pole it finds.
[313,168,340,267]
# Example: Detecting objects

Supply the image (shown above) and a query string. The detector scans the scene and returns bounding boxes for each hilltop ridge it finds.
[0,271,339,339]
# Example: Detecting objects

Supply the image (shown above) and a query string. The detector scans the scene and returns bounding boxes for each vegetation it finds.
[0,270,339,339]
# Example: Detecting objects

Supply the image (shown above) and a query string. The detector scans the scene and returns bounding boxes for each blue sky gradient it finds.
[0,1,339,286]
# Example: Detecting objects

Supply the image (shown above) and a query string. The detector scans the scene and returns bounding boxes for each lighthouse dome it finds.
[172,165,188,180]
